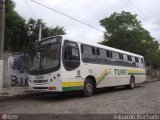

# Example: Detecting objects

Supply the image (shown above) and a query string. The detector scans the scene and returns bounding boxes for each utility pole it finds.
[0,0,5,59]
[0,0,5,93]
[38,24,42,41]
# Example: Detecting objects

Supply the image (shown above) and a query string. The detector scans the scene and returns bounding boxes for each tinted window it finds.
[100,49,107,58]
[130,56,132,61]
[123,54,128,61]
[111,51,121,65]
[81,44,96,63]
[71,48,79,60]
[127,55,130,61]
[112,52,119,59]
[82,45,95,55]
[141,58,144,63]
[121,54,132,67]
[138,58,144,68]
[97,48,100,55]
[120,54,123,60]
[130,56,137,67]
[135,57,139,63]
[63,40,80,71]
[97,48,111,64]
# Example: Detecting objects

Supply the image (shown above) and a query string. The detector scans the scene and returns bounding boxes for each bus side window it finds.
[111,51,121,66]
[138,57,144,68]
[121,54,131,67]
[141,58,143,63]
[96,48,100,56]
[130,56,137,67]
[96,48,111,64]
[81,44,96,63]
[63,40,80,71]
[135,57,139,63]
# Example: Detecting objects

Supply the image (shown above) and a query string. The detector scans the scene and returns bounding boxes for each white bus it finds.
[29,35,146,96]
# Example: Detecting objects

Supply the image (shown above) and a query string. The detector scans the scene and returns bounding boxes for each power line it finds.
[107,0,121,11]
[25,0,37,19]
[30,0,103,33]
[116,0,160,36]
[30,0,159,39]
[105,0,147,22]
[119,0,147,20]
[127,0,150,20]
[127,0,160,32]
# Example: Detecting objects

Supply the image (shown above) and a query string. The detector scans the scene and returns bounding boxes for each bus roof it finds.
[41,35,144,58]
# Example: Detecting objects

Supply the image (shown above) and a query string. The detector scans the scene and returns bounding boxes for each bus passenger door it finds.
[63,40,81,91]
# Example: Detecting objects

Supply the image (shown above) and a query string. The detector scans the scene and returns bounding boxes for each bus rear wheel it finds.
[83,79,94,97]
[126,77,135,89]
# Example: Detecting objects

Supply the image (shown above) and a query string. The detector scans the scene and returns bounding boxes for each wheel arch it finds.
[85,75,96,90]
[130,75,135,80]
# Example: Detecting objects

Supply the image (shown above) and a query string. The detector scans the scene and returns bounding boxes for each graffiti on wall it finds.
[8,53,29,87]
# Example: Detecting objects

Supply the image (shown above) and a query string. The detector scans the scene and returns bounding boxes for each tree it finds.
[5,0,27,52]
[99,11,160,65]
[5,0,66,53]
[26,18,66,51]
[43,26,66,38]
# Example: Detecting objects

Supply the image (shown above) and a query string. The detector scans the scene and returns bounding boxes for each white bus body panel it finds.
[80,63,146,88]
[29,35,146,92]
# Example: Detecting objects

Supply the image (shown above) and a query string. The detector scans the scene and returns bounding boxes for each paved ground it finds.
[0,80,160,114]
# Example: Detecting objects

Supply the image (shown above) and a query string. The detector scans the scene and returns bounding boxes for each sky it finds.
[13,0,160,44]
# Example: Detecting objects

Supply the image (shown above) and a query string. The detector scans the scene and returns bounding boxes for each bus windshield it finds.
[29,38,61,75]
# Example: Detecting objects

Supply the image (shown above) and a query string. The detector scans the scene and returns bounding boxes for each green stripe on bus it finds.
[97,72,108,85]
[128,73,146,75]
[62,86,83,91]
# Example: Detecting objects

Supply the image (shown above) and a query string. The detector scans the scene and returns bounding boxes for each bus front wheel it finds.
[83,79,94,97]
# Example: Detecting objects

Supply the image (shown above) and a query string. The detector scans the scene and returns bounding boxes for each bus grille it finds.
[33,80,48,84]
[33,87,48,89]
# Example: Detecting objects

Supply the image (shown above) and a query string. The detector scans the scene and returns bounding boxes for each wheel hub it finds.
[86,84,92,92]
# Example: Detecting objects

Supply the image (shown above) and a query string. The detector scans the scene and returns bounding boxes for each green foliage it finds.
[43,26,66,38]
[5,0,27,52]
[99,11,160,66]
[25,18,66,54]
[5,0,66,53]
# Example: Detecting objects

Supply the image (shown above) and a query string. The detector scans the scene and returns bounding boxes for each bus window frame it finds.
[63,40,80,71]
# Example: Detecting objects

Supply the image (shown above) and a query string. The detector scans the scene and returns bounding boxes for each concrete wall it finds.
[152,69,160,77]
[157,69,160,76]
[3,52,29,88]
[146,64,160,80]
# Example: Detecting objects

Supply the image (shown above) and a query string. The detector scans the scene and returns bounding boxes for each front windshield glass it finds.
[29,38,61,75]
[41,44,60,70]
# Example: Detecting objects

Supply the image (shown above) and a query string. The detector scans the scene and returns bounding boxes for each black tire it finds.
[83,79,94,97]
[125,77,135,89]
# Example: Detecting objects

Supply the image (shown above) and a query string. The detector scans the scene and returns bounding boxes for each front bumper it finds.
[29,80,62,92]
